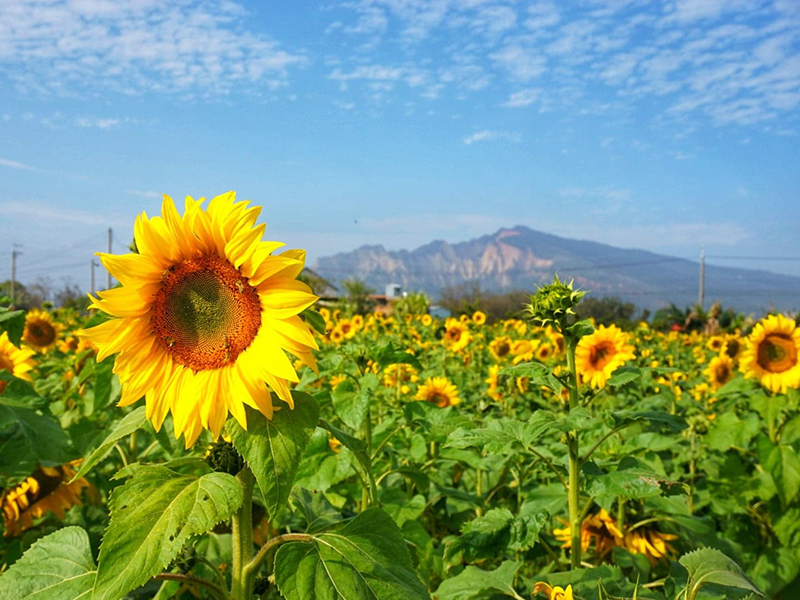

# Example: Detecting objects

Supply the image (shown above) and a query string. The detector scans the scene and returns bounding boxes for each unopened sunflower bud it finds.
[205,438,244,475]
[169,544,197,574]
[524,275,586,332]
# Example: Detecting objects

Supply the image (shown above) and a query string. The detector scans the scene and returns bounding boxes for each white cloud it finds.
[501,88,539,107]
[125,189,161,199]
[0,157,35,170]
[463,130,521,145]
[76,117,121,129]
[0,201,129,227]
[490,45,547,81]
[0,0,305,96]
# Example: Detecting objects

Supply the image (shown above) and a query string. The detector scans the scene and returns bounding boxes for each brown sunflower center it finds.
[715,363,731,383]
[757,334,798,374]
[152,254,261,371]
[26,320,56,347]
[496,342,510,357]
[589,341,617,370]
[428,391,451,407]
[725,338,740,358]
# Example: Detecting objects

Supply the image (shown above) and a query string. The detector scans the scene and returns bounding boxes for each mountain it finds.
[312,226,800,314]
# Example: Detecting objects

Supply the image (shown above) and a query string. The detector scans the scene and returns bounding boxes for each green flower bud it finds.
[205,438,244,476]
[169,544,197,574]
[524,275,586,331]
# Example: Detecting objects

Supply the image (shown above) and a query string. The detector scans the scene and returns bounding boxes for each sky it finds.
[1,0,799,297]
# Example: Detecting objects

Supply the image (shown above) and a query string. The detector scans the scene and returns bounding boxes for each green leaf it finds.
[374,340,422,370]
[331,373,379,429]
[433,560,521,600]
[680,548,764,598]
[610,410,688,433]
[274,507,430,600]
[0,526,96,600]
[92,356,116,410]
[92,466,243,600]
[446,413,554,455]
[226,392,319,520]
[565,319,594,339]
[705,412,759,452]
[606,366,643,387]
[71,407,148,482]
[0,402,74,482]
[444,509,547,566]
[301,308,327,336]
[503,362,564,395]
[0,307,25,345]
[763,442,800,507]
[586,458,670,509]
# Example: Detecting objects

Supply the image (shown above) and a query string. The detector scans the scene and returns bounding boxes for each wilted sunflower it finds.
[623,527,678,566]
[705,354,734,390]
[415,376,460,407]
[1,461,91,536]
[81,193,318,447]
[740,314,800,393]
[575,324,635,388]
[0,331,36,394]
[22,309,61,352]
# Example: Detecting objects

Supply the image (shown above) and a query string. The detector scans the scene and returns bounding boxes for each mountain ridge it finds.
[312,225,800,313]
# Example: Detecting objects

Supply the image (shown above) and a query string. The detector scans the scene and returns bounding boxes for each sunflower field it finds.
[1,194,800,600]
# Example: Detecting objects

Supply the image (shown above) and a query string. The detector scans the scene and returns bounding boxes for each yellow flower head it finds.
[740,314,800,393]
[489,335,513,361]
[383,363,419,388]
[0,332,36,394]
[533,582,574,600]
[1,461,91,536]
[722,334,743,361]
[575,325,635,389]
[420,314,433,327]
[554,508,623,559]
[705,354,734,390]
[81,193,319,447]
[443,318,471,352]
[472,310,487,325]
[414,376,460,407]
[22,309,61,353]
[623,527,678,566]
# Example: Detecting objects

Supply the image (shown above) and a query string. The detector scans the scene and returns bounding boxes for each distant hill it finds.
[312,226,800,314]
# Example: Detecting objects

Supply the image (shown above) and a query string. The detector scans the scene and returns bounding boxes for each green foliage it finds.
[0,527,96,599]
[93,466,243,599]
[679,548,764,599]
[433,560,522,600]
[71,406,148,481]
[0,307,25,345]
[274,508,430,600]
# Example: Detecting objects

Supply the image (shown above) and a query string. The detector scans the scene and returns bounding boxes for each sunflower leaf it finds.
[71,406,148,482]
[274,507,430,600]
[300,308,327,336]
[227,391,320,520]
[433,560,521,600]
[0,307,25,346]
[679,548,764,597]
[0,526,96,600]
[331,372,378,429]
[606,366,643,387]
[92,466,243,600]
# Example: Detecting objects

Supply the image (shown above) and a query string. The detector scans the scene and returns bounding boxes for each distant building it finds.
[385,283,403,298]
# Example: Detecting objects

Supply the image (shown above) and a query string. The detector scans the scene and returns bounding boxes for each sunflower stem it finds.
[566,338,582,569]
[231,467,254,600]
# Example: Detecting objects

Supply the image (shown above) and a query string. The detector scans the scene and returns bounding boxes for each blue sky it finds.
[1,0,799,295]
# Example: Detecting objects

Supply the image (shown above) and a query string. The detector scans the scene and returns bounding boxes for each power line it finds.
[705,255,800,260]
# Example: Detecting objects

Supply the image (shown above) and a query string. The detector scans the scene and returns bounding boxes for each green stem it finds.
[566,338,582,570]
[475,469,483,517]
[231,467,255,600]
[618,497,626,532]
[242,533,312,586]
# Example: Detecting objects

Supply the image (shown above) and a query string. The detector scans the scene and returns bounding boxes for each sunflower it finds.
[511,339,540,364]
[706,336,725,353]
[421,314,433,327]
[329,327,345,344]
[22,309,61,352]
[575,324,635,389]
[554,508,623,559]
[472,310,486,325]
[0,332,36,394]
[383,363,419,388]
[532,583,573,600]
[623,527,678,566]
[1,461,91,536]
[443,318,471,352]
[722,334,743,361]
[740,314,800,393]
[414,376,460,407]
[536,343,554,362]
[489,336,513,361]
[705,354,734,390]
[485,364,502,401]
[81,193,318,447]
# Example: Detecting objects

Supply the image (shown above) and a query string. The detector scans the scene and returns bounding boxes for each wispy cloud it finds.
[0,157,35,170]
[0,201,130,227]
[501,88,539,108]
[125,189,161,199]
[463,130,521,145]
[0,0,305,96]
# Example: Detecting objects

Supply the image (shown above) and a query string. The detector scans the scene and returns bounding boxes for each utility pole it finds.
[91,259,98,295]
[107,228,113,290]
[698,246,705,309]
[10,244,22,307]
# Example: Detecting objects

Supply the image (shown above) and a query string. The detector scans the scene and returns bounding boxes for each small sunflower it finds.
[0,331,36,394]
[723,334,743,361]
[532,583,573,600]
[511,339,540,364]
[485,364,502,401]
[443,318,471,352]
[705,354,734,390]
[81,193,319,447]
[414,376,460,407]
[536,343,554,362]
[575,324,635,389]
[383,363,418,388]
[22,309,61,352]
[489,336,513,361]
[706,336,725,353]
[420,314,433,327]
[740,314,800,393]
[1,461,91,536]
[472,310,486,325]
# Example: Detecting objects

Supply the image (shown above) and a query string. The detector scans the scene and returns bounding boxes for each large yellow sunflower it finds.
[740,314,800,393]
[414,376,460,407]
[81,193,319,447]
[575,324,635,388]
[442,318,471,353]
[0,331,36,394]
[22,309,61,352]
[1,461,91,536]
